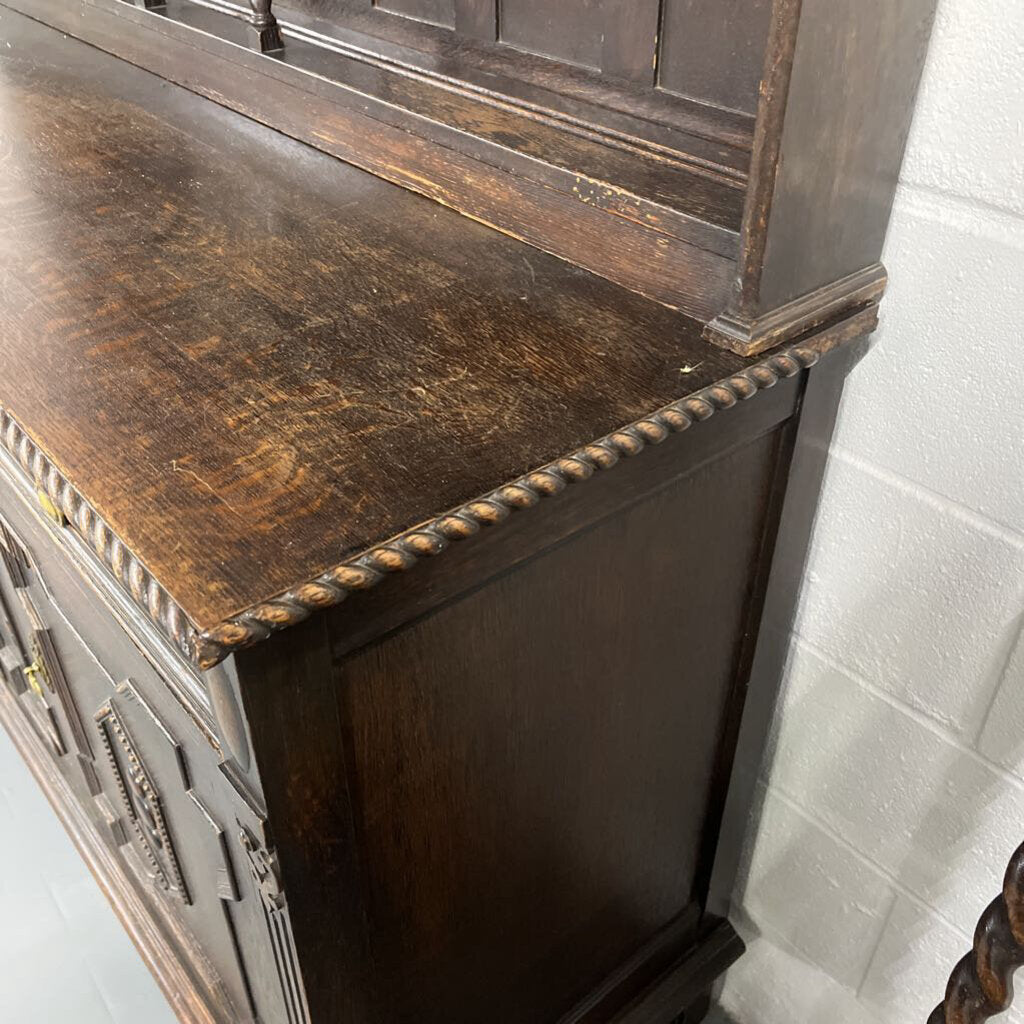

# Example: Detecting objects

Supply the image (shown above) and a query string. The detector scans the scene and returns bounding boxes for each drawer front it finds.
[0,467,295,1024]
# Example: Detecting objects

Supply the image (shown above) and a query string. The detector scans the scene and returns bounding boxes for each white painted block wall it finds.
[719,0,1024,1021]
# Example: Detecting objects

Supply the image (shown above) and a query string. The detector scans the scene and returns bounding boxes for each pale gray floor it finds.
[0,724,177,1024]
[1,722,741,1024]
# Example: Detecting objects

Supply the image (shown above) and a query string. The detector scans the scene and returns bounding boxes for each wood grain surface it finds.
[0,10,751,632]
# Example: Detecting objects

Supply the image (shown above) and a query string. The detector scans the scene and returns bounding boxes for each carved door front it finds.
[0,516,97,792]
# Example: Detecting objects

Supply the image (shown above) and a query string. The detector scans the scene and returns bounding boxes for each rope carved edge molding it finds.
[0,410,199,661]
[0,305,875,672]
[927,841,1024,1024]
[194,306,875,668]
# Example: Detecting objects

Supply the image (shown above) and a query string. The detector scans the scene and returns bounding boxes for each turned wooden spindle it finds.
[246,0,283,53]
[928,842,1024,1024]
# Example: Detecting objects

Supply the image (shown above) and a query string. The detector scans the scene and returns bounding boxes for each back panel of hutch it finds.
[0,0,937,1021]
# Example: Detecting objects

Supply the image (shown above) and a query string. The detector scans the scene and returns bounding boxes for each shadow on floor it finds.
[705,1007,740,1024]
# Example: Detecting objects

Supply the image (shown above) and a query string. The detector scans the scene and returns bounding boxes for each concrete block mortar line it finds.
[972,609,1024,749]
[755,781,975,946]
[855,891,901,1000]
[823,445,1024,550]
[788,631,1024,795]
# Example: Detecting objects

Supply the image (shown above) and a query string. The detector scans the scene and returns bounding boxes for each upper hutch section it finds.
[282,0,772,118]
[11,0,936,353]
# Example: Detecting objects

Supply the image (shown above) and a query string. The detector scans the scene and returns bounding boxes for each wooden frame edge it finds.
[607,919,744,1024]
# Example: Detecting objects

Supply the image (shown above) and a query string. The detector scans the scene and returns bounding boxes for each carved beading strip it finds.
[0,411,198,661]
[928,842,1024,1024]
[0,316,870,672]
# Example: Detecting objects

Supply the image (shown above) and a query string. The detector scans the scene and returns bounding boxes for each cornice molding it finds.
[0,304,875,671]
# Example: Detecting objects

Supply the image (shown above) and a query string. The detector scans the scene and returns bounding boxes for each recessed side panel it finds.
[498,0,663,84]
[335,428,782,1023]
[499,0,603,70]
[658,0,773,115]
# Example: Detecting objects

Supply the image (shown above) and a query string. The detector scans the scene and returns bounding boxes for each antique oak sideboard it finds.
[0,2,937,1022]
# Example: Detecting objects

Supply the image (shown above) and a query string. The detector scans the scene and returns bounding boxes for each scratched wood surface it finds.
[0,10,750,631]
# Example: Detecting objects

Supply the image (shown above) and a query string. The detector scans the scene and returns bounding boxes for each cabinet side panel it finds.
[335,429,781,1023]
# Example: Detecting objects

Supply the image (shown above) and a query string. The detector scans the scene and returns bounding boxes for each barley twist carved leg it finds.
[927,841,1024,1024]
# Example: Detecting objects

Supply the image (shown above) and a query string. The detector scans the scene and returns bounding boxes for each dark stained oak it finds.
[0,0,748,319]
[0,10,750,633]
[7,0,935,352]
[499,0,606,70]
[755,0,939,310]
[704,336,873,917]
[267,0,756,154]
[237,428,782,1024]
[377,0,456,30]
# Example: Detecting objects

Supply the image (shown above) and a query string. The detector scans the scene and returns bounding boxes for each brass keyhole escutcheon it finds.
[24,660,44,697]
[36,490,67,527]
[24,638,51,697]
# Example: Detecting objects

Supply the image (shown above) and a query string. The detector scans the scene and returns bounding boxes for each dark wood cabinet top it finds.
[0,10,759,642]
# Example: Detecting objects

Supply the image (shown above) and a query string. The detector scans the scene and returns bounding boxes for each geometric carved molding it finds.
[31,625,94,764]
[238,824,311,1024]
[96,679,262,1021]
[116,680,243,898]
[24,678,66,760]
[0,410,199,662]
[95,696,191,904]
[0,511,104,794]
[0,678,232,1024]
[0,516,69,757]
